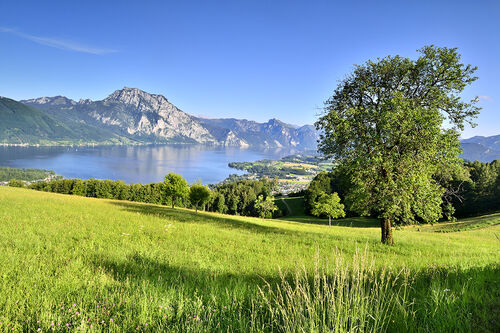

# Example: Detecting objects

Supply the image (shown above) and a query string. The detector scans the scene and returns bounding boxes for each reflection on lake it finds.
[0,145,296,184]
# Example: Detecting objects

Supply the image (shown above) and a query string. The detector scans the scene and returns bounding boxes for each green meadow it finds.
[0,186,498,332]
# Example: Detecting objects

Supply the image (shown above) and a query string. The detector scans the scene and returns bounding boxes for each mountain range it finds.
[460,135,500,162]
[14,87,318,149]
[0,87,498,162]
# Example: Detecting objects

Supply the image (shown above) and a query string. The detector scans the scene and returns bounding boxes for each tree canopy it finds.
[316,46,480,244]
[310,192,345,226]
[163,173,189,209]
[254,195,277,219]
[189,183,211,213]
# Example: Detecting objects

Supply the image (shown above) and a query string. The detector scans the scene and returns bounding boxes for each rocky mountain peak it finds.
[104,87,170,109]
[22,96,77,106]
[266,118,291,128]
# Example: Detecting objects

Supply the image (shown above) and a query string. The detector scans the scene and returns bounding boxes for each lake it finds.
[0,145,295,184]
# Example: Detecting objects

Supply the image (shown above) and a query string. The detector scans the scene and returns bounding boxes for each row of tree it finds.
[207,178,279,217]
[25,173,280,218]
[305,159,500,224]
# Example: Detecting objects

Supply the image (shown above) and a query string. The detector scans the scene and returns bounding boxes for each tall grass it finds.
[259,248,409,332]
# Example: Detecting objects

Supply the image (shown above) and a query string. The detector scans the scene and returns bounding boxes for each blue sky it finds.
[0,0,498,138]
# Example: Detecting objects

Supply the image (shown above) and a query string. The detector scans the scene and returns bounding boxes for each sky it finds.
[0,0,498,138]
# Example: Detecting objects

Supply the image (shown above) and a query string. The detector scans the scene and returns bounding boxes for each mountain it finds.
[460,135,500,162]
[195,117,318,149]
[0,97,128,145]
[461,135,500,152]
[22,88,319,149]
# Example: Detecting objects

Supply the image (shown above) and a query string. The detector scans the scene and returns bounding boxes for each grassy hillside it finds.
[0,187,498,331]
[0,97,129,145]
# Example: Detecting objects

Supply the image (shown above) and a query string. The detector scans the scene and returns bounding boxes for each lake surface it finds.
[0,145,295,184]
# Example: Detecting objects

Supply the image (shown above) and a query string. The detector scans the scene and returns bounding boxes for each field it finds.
[0,186,499,332]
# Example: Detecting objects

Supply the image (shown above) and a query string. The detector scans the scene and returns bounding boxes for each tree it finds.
[7,179,25,188]
[316,46,480,244]
[189,183,211,213]
[163,173,189,209]
[311,192,345,226]
[71,179,87,196]
[254,195,277,219]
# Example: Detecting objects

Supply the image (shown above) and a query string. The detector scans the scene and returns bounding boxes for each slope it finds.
[0,186,498,331]
[0,97,130,145]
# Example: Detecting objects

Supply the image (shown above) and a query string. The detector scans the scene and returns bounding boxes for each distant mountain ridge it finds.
[460,134,500,162]
[20,87,319,149]
[0,97,128,145]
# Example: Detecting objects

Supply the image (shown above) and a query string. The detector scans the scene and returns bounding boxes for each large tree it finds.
[163,173,189,209]
[316,46,480,244]
[189,183,211,213]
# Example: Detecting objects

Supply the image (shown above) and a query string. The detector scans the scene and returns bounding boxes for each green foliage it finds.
[0,166,57,182]
[450,160,500,216]
[253,194,278,218]
[189,183,211,212]
[7,179,25,188]
[311,192,345,225]
[305,169,351,215]
[208,178,277,216]
[316,46,480,243]
[71,179,87,196]
[28,176,279,218]
[0,187,498,332]
[163,173,189,209]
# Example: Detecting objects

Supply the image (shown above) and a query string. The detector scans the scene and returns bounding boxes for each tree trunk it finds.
[329,216,331,227]
[172,197,175,209]
[195,204,198,213]
[381,218,394,245]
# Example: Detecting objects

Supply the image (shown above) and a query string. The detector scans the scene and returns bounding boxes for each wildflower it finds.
[444,289,450,292]
[73,304,76,307]
[110,319,113,323]
[37,329,41,332]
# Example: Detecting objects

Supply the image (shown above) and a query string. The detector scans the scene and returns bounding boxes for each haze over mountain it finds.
[20,87,319,149]
[0,97,128,145]
[460,135,500,162]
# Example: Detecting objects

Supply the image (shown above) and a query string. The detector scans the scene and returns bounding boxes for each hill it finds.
[0,186,498,331]
[461,135,500,162]
[21,88,319,148]
[0,97,130,145]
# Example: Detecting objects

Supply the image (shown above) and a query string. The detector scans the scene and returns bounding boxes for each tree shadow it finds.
[108,200,300,236]
[89,251,279,296]
[88,252,500,332]
[281,215,380,228]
